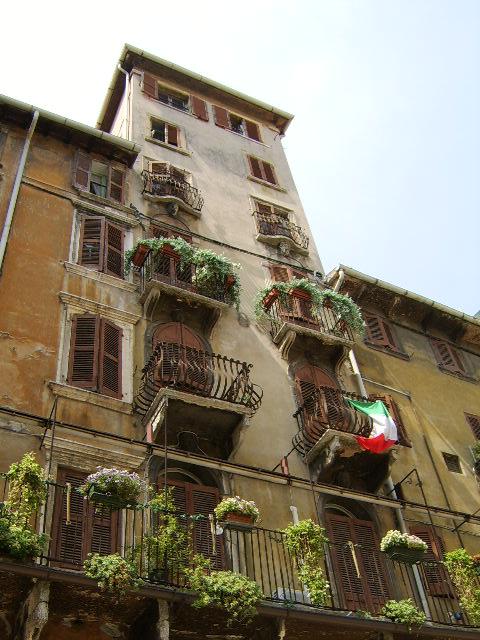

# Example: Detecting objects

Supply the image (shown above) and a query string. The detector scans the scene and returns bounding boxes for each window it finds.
[430,338,469,378]
[67,314,122,399]
[442,452,462,473]
[143,73,209,121]
[150,119,179,147]
[148,160,190,183]
[78,215,124,278]
[466,413,480,440]
[364,314,407,358]
[247,155,277,185]
[213,106,261,142]
[74,152,125,203]
[254,199,292,237]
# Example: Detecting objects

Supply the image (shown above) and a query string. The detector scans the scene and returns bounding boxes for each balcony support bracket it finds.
[274,327,297,360]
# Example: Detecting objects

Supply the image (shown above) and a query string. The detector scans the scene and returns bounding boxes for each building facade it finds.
[0,45,479,640]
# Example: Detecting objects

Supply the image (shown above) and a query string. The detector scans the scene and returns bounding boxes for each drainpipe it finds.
[117,65,131,141]
[0,109,39,274]
[333,268,431,616]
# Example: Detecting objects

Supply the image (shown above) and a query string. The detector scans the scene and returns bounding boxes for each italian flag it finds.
[346,399,398,453]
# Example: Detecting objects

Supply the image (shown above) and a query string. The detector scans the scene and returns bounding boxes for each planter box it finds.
[384,545,426,564]
[224,512,255,527]
[290,288,311,301]
[263,288,279,310]
[161,244,181,260]
[131,244,151,268]
[87,487,137,511]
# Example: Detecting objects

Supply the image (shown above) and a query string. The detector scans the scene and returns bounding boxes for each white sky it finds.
[2,0,479,314]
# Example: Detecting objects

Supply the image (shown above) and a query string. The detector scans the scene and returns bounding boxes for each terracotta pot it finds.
[290,288,311,301]
[161,244,180,260]
[225,274,236,290]
[263,288,279,310]
[131,244,151,267]
[224,512,255,526]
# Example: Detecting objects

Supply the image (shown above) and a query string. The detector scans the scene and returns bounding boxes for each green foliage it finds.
[472,441,480,462]
[0,517,47,560]
[380,599,426,628]
[444,549,480,625]
[319,289,365,335]
[283,519,330,606]
[6,452,47,521]
[148,486,177,513]
[78,467,150,505]
[84,553,142,597]
[185,555,263,626]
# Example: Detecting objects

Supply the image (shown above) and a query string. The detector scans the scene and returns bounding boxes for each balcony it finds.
[141,169,204,215]
[134,342,263,455]
[292,387,393,491]
[254,211,309,255]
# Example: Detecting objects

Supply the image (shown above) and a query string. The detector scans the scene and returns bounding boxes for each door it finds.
[152,323,212,394]
[51,469,118,569]
[326,512,391,613]
[295,364,340,444]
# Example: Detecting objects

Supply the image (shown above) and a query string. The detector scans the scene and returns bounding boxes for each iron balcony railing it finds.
[139,248,233,303]
[4,477,476,632]
[264,294,355,343]
[254,211,309,251]
[134,341,263,416]
[293,386,372,457]
[141,169,204,213]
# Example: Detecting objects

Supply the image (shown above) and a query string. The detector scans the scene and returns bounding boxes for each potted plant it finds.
[84,553,142,598]
[444,549,480,625]
[130,242,151,268]
[318,290,365,335]
[214,496,259,526]
[79,467,150,510]
[380,530,428,564]
[255,278,323,320]
[0,518,47,561]
[380,599,426,629]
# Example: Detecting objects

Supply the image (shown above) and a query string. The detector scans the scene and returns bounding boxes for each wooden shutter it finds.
[150,162,168,174]
[430,339,466,375]
[365,314,399,351]
[269,265,290,282]
[369,394,410,447]
[143,73,157,98]
[108,166,125,203]
[79,216,105,270]
[52,469,88,567]
[167,125,179,147]
[191,96,209,121]
[248,155,263,179]
[245,120,260,141]
[104,221,124,278]
[466,414,480,440]
[67,314,100,390]
[213,105,230,129]
[98,319,122,398]
[410,525,451,597]
[74,152,91,190]
[261,161,277,184]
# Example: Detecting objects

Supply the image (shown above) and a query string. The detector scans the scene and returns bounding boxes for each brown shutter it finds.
[104,221,124,278]
[269,265,290,282]
[98,319,122,398]
[87,503,118,557]
[245,120,260,141]
[466,414,480,440]
[213,105,230,128]
[262,160,277,185]
[409,525,451,597]
[365,314,399,351]
[67,314,100,390]
[369,394,410,447]
[74,152,91,190]
[248,155,263,179]
[191,96,209,121]
[79,216,105,270]
[143,73,157,98]
[167,125,179,146]
[430,339,465,375]
[108,166,125,203]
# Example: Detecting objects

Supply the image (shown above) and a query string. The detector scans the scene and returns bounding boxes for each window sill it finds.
[364,341,410,361]
[49,382,132,414]
[64,262,138,293]
[437,366,477,384]
[145,137,191,157]
[218,126,269,147]
[146,97,197,120]
[74,188,125,210]
[247,175,286,192]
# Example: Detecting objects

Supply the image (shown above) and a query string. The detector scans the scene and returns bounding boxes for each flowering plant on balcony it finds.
[0,518,47,560]
[380,530,427,563]
[444,549,480,625]
[254,278,324,320]
[79,467,150,508]
[318,289,365,335]
[84,553,142,597]
[214,496,260,524]
[380,599,426,628]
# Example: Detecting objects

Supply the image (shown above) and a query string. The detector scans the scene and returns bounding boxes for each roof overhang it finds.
[96,44,294,135]
[0,94,140,167]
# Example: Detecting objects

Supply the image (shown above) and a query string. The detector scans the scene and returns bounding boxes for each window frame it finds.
[429,338,474,381]
[149,117,181,148]
[77,213,125,279]
[363,313,409,360]
[247,154,278,186]
[213,105,262,142]
[73,151,126,205]
[145,158,193,186]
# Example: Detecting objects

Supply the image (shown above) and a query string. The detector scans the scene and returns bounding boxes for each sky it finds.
[1,0,479,314]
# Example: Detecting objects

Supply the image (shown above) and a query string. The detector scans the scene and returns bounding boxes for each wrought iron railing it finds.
[141,169,204,213]
[254,212,309,251]
[134,341,263,416]
[264,294,355,343]
[138,248,233,303]
[292,386,372,457]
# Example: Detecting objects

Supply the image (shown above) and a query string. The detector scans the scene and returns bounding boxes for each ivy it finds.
[444,549,480,625]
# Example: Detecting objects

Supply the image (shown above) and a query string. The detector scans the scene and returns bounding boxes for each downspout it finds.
[0,109,39,274]
[332,268,431,617]
[117,65,131,141]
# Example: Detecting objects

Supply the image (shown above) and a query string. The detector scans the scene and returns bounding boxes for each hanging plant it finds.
[5,452,47,521]
[444,549,480,625]
[282,519,330,606]
[214,496,260,526]
[78,467,150,509]
[254,278,323,321]
[185,555,263,626]
[380,530,427,564]
[84,553,142,597]
[380,599,426,629]
[318,290,365,335]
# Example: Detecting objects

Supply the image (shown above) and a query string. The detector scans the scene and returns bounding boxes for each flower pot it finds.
[131,244,151,268]
[161,244,180,260]
[263,288,279,310]
[224,512,255,527]
[290,288,311,301]
[384,545,426,564]
[87,487,136,510]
